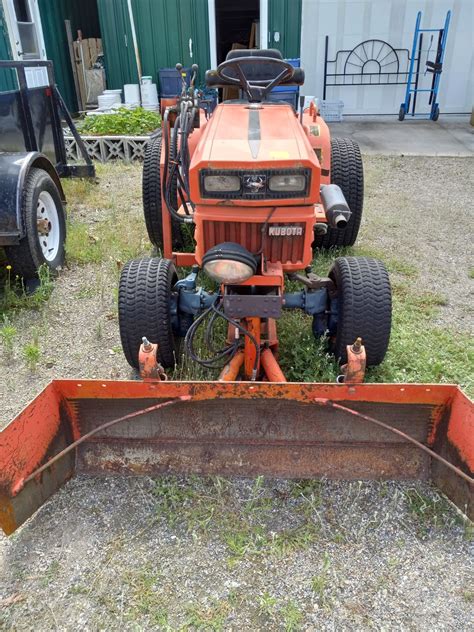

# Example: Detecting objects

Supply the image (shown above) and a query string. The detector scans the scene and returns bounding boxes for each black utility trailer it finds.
[0,60,94,279]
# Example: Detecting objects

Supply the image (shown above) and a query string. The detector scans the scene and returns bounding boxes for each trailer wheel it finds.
[119,257,179,369]
[398,104,406,121]
[142,134,184,251]
[329,256,391,366]
[313,137,363,250]
[4,168,66,279]
[432,104,440,121]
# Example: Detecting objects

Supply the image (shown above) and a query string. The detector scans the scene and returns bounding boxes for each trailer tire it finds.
[4,168,66,279]
[142,134,184,251]
[119,257,178,369]
[329,256,391,366]
[313,137,363,250]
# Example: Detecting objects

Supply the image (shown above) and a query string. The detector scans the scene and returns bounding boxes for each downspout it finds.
[260,0,268,49]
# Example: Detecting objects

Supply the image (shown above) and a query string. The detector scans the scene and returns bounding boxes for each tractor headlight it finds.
[202,242,257,284]
[203,174,241,193]
[268,174,306,192]
[201,169,310,198]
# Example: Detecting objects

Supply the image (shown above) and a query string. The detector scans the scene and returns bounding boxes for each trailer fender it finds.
[0,152,65,246]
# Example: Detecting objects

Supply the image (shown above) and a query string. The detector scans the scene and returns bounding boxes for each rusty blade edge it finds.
[315,399,473,486]
[14,397,191,493]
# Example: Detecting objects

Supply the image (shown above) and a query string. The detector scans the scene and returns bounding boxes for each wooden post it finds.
[65,20,83,111]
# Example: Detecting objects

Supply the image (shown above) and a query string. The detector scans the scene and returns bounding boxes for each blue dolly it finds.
[399,10,451,121]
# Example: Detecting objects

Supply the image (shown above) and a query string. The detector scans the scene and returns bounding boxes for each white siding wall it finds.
[300,0,473,114]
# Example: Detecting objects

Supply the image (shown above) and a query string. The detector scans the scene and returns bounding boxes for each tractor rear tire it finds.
[4,168,66,279]
[142,134,184,251]
[119,257,178,369]
[329,256,391,366]
[313,137,363,250]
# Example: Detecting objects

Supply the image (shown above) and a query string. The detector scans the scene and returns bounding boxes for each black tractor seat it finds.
[205,48,305,90]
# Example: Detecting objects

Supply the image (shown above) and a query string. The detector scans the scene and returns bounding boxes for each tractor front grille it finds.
[202,221,306,265]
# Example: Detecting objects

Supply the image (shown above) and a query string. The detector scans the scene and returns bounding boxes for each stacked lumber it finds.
[73,37,105,108]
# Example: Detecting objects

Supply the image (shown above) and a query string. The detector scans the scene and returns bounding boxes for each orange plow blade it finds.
[0,380,472,534]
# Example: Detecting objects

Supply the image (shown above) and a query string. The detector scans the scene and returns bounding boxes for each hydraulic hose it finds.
[162,105,196,224]
[184,296,260,379]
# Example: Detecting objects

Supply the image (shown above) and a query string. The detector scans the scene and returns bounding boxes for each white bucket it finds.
[98,92,122,111]
[124,84,141,107]
[141,82,159,108]
[141,76,153,85]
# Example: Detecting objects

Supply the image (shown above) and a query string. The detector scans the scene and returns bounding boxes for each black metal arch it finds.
[344,39,400,74]
[323,36,411,99]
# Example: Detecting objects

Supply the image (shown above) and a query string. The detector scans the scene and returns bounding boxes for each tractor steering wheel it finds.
[216,56,295,102]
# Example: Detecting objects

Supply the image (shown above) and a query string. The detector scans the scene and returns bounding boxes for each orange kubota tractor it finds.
[0,51,472,535]
[120,50,391,381]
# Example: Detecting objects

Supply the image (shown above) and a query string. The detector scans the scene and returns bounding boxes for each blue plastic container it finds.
[272,58,300,94]
[158,67,191,97]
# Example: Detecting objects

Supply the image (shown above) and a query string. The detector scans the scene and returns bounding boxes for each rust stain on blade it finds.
[0,496,17,535]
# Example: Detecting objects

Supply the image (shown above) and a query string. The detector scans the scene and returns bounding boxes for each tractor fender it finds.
[0,152,65,246]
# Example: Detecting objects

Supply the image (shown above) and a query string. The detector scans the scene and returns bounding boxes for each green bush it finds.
[78,107,161,137]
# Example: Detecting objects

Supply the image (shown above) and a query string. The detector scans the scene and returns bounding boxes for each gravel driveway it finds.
[0,156,473,630]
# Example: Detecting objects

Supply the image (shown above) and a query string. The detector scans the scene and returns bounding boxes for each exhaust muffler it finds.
[321,184,352,229]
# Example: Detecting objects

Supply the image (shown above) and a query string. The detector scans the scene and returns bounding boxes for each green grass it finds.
[0,315,16,358]
[0,264,54,316]
[280,600,304,632]
[23,333,41,372]
[124,568,169,627]
[184,600,231,631]
[402,487,464,537]
[152,476,320,567]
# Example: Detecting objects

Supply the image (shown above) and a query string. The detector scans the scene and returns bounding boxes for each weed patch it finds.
[22,329,41,372]
[0,264,53,315]
[403,487,459,536]
[152,477,320,566]
[0,315,16,358]
[184,599,231,631]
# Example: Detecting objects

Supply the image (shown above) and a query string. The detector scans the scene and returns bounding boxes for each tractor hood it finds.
[192,103,318,167]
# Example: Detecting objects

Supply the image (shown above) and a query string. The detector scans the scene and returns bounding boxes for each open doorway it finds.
[215,0,260,65]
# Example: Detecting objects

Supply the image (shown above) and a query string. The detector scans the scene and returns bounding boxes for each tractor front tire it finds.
[119,257,178,369]
[313,137,363,250]
[142,134,184,251]
[329,256,391,366]
[5,168,66,279]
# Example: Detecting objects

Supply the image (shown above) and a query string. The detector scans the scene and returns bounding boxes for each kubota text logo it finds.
[268,226,303,237]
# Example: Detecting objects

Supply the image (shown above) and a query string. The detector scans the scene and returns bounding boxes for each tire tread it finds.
[314,137,364,249]
[118,257,177,369]
[5,168,66,278]
[330,256,391,366]
[142,134,182,250]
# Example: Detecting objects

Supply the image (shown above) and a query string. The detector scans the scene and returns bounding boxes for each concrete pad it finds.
[328,116,474,156]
